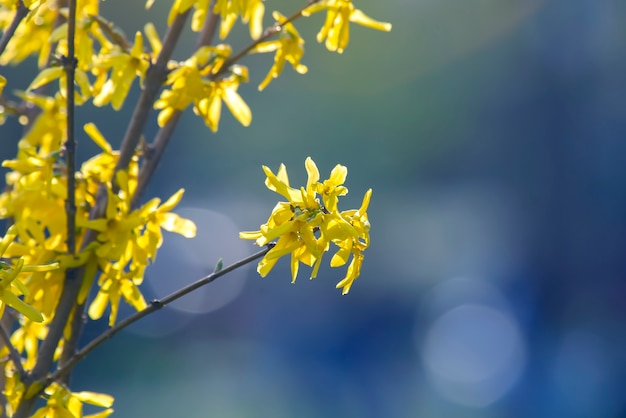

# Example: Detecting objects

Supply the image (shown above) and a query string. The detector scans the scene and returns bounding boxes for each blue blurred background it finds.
[2,0,626,416]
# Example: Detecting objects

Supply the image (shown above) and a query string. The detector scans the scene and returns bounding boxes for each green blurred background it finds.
[2,0,626,416]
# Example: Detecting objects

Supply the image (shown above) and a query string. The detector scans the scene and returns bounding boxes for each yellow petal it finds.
[144,23,162,56]
[159,188,185,212]
[27,67,64,91]
[130,31,144,57]
[239,231,263,240]
[290,253,299,283]
[358,188,372,215]
[305,157,320,189]
[73,392,114,408]
[257,256,279,277]
[87,290,109,320]
[19,262,59,273]
[327,164,347,187]
[350,9,392,32]
[330,245,351,267]
[223,88,252,127]
[84,123,112,153]
[1,292,43,322]
[75,69,92,98]
[159,213,197,238]
[250,40,280,54]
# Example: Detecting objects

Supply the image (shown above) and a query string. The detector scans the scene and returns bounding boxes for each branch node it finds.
[150,299,164,309]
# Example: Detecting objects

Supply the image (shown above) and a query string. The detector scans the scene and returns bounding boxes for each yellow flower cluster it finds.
[240,158,371,294]
[0,116,195,357]
[0,226,58,323]
[3,375,114,418]
[154,45,252,131]
[0,0,388,414]
[32,385,114,418]
[303,0,392,53]
[251,11,308,91]
[0,0,159,110]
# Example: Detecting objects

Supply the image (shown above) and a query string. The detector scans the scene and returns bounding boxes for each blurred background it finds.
[2,0,626,416]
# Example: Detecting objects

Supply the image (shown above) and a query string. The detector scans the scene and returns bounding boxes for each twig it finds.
[45,244,274,388]
[132,5,219,209]
[112,10,190,187]
[214,0,321,79]
[91,15,131,51]
[0,321,25,381]
[0,0,29,58]
[131,111,181,209]
[64,0,77,256]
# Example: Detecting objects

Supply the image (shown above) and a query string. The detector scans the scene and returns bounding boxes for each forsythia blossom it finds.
[240,158,371,294]
[30,383,114,418]
[154,46,252,131]
[251,11,308,91]
[303,0,392,53]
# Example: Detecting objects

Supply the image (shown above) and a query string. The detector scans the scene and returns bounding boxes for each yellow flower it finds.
[214,0,265,40]
[31,382,113,418]
[155,46,251,131]
[92,31,150,110]
[13,92,66,155]
[3,363,25,416]
[0,226,59,323]
[240,157,371,294]
[303,0,392,53]
[251,11,308,91]
[0,2,57,67]
[62,124,196,326]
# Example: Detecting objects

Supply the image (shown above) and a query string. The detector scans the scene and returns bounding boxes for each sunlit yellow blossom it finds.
[251,11,308,91]
[0,226,59,323]
[31,383,113,418]
[167,0,211,32]
[73,128,196,325]
[92,31,150,110]
[13,92,66,155]
[0,2,57,67]
[303,0,392,53]
[3,363,25,416]
[154,46,251,131]
[240,157,371,293]
[214,0,265,40]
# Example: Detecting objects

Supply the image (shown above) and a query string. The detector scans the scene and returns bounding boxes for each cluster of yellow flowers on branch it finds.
[241,157,371,295]
[0,0,390,416]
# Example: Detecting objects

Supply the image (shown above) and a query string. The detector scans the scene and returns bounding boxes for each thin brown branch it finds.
[91,15,131,51]
[45,244,274,389]
[64,0,77,256]
[0,321,25,381]
[131,111,181,209]
[132,5,219,209]
[112,10,190,185]
[0,0,29,58]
